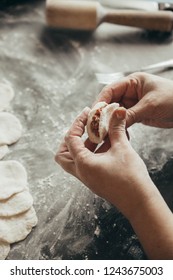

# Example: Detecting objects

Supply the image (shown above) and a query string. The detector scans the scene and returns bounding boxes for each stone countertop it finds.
[0,1,173,260]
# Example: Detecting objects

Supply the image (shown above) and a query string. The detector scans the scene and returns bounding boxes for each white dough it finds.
[99,103,119,140]
[0,160,27,200]
[0,207,38,243]
[87,102,119,144]
[87,102,107,144]
[0,145,9,160]
[0,82,14,111]
[0,190,33,217]
[0,241,10,260]
[0,90,37,256]
[0,112,22,146]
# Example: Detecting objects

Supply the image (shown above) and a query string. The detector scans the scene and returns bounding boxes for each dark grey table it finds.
[0,1,173,260]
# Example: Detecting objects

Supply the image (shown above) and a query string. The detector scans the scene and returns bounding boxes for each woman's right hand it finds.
[96,72,173,128]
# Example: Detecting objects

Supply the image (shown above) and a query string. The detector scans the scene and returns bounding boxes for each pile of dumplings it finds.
[0,81,37,259]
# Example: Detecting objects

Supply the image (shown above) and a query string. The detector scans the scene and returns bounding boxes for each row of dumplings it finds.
[0,82,37,259]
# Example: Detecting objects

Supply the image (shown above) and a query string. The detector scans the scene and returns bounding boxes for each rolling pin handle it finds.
[103,10,173,32]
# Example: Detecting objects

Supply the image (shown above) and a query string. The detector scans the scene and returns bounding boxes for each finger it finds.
[126,90,156,127]
[65,107,92,159]
[126,105,143,127]
[56,140,68,155]
[95,76,138,106]
[55,140,77,175]
[55,141,70,163]
[57,152,76,176]
[109,107,128,147]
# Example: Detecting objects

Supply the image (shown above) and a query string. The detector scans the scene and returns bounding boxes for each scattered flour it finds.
[0,82,14,111]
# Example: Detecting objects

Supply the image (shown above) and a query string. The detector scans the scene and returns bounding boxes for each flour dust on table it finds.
[0,241,10,260]
[0,81,14,112]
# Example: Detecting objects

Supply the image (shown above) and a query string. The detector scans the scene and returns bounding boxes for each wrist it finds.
[123,180,161,222]
[126,182,173,259]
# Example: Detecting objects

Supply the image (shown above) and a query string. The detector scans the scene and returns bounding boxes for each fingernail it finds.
[116,108,126,120]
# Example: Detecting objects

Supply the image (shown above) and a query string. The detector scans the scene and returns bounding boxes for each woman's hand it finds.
[97,73,173,128]
[55,106,173,259]
[55,107,157,219]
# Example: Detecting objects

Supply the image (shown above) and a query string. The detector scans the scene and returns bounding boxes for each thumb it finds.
[109,107,127,146]
[126,101,144,127]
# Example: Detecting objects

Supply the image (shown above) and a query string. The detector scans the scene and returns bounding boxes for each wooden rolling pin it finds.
[46,0,173,32]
